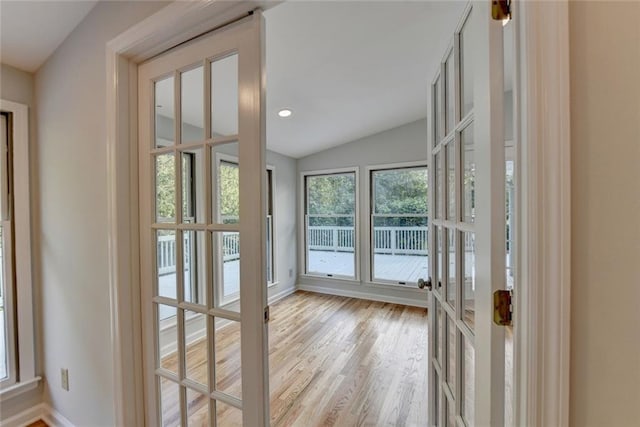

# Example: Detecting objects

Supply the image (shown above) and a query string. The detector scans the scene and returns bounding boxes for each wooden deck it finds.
[160,291,429,426]
[308,251,429,282]
[158,252,429,318]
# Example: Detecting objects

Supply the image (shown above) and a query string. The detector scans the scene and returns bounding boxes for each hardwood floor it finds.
[268,292,428,427]
[161,291,429,426]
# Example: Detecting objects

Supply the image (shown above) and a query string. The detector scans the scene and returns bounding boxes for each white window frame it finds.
[299,167,360,282]
[265,165,277,287]
[213,152,277,306]
[0,112,15,388]
[0,99,40,400]
[365,160,428,287]
[213,152,242,307]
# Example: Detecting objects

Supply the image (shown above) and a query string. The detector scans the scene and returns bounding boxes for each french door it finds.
[138,12,269,427]
[427,2,506,426]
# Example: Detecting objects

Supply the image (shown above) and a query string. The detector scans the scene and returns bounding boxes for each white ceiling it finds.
[0,0,98,72]
[2,0,469,159]
[264,1,466,158]
[158,1,465,158]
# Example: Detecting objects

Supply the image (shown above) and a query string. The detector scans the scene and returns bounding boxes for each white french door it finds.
[427,2,506,426]
[138,12,269,427]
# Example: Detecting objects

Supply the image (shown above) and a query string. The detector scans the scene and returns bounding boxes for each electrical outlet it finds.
[61,368,69,391]
[289,268,293,278]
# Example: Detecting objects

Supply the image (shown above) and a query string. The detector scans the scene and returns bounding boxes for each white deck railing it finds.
[308,226,430,256]
[307,226,356,253]
[157,232,240,275]
[156,225,480,275]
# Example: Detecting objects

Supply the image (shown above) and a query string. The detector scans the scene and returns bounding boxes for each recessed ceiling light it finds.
[278,109,292,118]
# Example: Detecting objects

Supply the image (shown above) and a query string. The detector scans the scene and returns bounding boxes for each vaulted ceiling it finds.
[263,1,465,158]
[2,0,467,159]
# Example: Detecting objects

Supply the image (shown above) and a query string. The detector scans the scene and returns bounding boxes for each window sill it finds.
[300,274,360,284]
[364,280,421,290]
[0,376,42,401]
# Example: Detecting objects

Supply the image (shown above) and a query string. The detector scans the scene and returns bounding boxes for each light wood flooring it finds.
[269,292,428,426]
[161,291,429,426]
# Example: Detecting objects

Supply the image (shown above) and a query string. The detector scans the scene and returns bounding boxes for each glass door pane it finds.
[139,13,268,427]
[430,4,506,426]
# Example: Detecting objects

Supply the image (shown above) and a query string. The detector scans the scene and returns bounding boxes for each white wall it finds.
[266,150,298,300]
[297,119,429,306]
[33,2,168,425]
[569,1,640,425]
[0,63,44,419]
[1,64,34,106]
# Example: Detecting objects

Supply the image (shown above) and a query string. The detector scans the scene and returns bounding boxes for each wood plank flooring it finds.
[268,292,428,427]
[161,291,429,426]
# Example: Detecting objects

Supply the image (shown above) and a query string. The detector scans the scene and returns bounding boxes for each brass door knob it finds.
[418,277,433,291]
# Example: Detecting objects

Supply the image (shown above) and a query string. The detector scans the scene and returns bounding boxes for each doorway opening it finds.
[138,1,519,425]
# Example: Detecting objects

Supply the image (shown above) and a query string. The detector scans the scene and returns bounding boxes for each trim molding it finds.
[0,376,41,402]
[1,403,45,427]
[2,403,75,427]
[298,283,427,308]
[0,99,37,392]
[517,1,571,425]
[268,285,297,305]
[42,404,75,427]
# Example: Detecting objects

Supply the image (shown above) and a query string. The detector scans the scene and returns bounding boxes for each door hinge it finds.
[264,306,270,323]
[493,290,513,326]
[491,0,511,21]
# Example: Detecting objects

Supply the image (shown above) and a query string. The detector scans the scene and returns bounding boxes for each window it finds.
[213,155,275,307]
[217,157,241,305]
[505,153,515,290]
[0,112,14,386]
[0,100,37,398]
[304,170,357,279]
[370,166,429,285]
[266,168,275,284]
[182,150,205,305]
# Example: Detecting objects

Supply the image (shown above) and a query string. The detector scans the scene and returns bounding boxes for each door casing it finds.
[106,1,572,425]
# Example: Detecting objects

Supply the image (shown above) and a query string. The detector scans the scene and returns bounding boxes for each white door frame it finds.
[515,1,571,425]
[105,1,571,426]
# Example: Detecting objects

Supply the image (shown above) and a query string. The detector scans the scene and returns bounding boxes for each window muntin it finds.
[370,166,428,285]
[305,172,357,279]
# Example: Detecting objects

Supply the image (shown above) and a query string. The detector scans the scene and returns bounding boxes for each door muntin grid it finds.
[150,56,245,424]
[430,5,478,427]
[141,17,267,425]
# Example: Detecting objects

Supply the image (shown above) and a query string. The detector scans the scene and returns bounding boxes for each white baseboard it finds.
[1,403,75,427]
[268,285,296,305]
[297,283,427,308]
[1,403,46,427]
[42,405,74,427]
